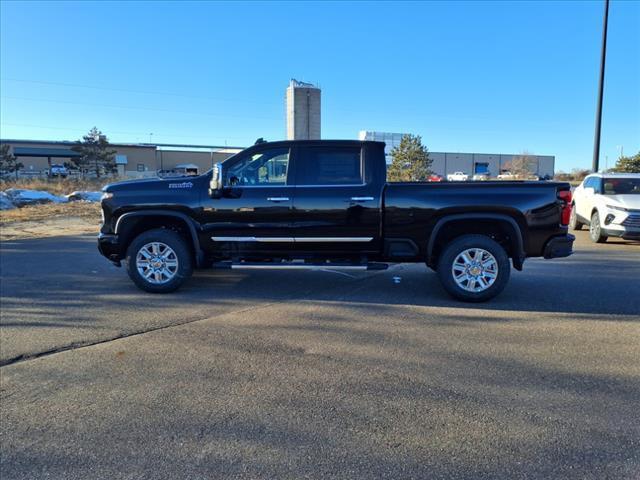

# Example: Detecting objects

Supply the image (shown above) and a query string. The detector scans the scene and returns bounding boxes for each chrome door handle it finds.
[350,196,374,202]
[267,197,289,202]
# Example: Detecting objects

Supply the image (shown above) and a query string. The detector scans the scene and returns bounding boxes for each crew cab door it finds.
[199,146,294,253]
[290,144,382,255]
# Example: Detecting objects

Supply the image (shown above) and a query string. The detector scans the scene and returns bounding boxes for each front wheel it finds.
[125,228,193,293]
[589,211,608,243]
[437,235,511,302]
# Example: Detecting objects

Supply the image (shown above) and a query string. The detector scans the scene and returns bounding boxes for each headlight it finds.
[101,192,113,201]
[605,204,628,212]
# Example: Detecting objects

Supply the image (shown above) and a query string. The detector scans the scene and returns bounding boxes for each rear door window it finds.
[296,146,363,186]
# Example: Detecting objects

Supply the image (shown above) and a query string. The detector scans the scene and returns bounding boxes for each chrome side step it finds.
[213,261,388,271]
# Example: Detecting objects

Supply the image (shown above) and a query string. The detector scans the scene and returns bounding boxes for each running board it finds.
[213,261,388,271]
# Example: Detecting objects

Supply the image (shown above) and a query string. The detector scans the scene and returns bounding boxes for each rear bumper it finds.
[98,233,123,266]
[543,234,575,259]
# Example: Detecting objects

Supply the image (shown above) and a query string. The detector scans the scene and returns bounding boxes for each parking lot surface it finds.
[1,231,639,479]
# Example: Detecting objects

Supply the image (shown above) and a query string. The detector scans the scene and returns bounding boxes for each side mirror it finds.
[209,162,224,198]
[584,187,595,195]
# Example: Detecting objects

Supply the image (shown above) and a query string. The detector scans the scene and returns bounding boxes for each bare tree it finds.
[570,168,591,181]
[505,151,537,179]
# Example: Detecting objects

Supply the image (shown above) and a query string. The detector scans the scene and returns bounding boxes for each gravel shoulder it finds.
[0,202,101,240]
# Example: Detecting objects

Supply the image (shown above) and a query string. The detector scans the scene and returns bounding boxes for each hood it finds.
[103,177,170,193]
[603,194,640,211]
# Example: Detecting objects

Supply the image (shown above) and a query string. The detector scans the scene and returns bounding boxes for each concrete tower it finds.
[286,79,321,140]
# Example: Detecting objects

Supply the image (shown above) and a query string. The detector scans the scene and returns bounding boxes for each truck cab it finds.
[201,140,385,257]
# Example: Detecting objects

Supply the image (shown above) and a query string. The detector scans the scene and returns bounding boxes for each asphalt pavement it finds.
[1,231,639,479]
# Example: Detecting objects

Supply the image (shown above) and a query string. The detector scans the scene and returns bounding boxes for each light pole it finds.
[592,0,610,173]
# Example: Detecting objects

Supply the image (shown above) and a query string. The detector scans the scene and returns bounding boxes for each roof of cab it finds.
[252,139,385,148]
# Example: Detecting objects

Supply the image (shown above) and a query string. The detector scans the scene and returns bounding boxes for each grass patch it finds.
[0,178,113,196]
[0,202,101,225]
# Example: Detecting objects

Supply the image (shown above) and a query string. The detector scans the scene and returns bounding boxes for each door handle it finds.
[350,196,374,202]
[267,197,289,202]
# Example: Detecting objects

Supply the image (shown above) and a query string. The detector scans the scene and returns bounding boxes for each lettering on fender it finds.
[168,181,194,189]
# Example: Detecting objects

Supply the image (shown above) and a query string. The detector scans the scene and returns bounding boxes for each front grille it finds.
[622,214,640,228]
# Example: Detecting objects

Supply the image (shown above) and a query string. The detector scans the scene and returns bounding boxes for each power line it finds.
[1,95,280,121]
[0,122,249,143]
[1,77,282,108]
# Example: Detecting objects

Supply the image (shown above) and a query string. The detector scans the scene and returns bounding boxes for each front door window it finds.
[227,148,290,186]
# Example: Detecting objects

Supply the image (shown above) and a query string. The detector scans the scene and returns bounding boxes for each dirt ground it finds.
[0,202,101,240]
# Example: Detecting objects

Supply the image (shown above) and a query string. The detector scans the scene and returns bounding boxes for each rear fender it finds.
[427,213,526,270]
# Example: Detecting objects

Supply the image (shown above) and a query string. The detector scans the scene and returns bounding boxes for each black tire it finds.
[589,211,608,243]
[437,234,511,302]
[125,228,193,293]
[569,204,583,231]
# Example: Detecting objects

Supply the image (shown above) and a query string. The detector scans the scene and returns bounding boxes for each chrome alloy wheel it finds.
[451,248,498,292]
[136,242,179,285]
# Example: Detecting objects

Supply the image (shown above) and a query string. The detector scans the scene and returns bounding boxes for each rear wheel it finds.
[125,228,193,293]
[589,211,608,243]
[568,204,583,231]
[437,235,511,302]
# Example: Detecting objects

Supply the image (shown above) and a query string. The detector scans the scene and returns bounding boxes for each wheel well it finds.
[118,215,198,263]
[428,218,522,268]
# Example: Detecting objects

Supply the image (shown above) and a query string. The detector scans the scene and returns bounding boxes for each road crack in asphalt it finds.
[0,302,279,368]
[0,267,394,368]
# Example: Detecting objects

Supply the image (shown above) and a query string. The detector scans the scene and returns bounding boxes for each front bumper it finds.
[543,234,575,259]
[603,228,640,240]
[98,233,123,266]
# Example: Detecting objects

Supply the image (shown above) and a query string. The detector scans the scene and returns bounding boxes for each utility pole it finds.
[592,0,609,173]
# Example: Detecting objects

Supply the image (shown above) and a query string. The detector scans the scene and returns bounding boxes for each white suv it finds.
[570,173,640,243]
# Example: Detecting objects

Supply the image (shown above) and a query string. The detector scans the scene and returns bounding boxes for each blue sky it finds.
[1,0,638,172]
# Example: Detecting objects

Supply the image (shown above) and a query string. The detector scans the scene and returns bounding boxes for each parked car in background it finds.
[472,173,490,181]
[497,171,516,180]
[427,174,444,182]
[447,171,468,181]
[570,173,640,243]
[50,164,69,178]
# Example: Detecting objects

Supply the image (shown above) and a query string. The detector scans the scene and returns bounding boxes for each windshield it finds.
[603,178,640,195]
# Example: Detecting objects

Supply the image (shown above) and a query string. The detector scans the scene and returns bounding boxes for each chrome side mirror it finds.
[209,162,224,198]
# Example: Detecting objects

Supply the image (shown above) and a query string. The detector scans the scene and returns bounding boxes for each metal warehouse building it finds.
[359,131,555,179]
[0,139,242,178]
[2,133,555,180]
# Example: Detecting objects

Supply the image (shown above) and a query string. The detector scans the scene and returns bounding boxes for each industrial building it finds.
[0,139,241,178]
[359,131,555,178]
[286,79,321,140]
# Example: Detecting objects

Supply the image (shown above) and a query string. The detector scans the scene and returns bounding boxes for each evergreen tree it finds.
[71,127,117,178]
[387,134,432,182]
[612,152,640,173]
[0,144,24,179]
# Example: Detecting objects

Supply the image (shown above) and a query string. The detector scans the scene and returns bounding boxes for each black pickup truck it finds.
[98,140,574,301]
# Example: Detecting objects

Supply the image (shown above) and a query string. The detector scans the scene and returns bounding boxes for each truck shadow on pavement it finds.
[1,235,639,324]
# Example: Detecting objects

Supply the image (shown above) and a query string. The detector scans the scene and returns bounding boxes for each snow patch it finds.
[3,189,68,207]
[66,191,103,202]
[0,191,15,210]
